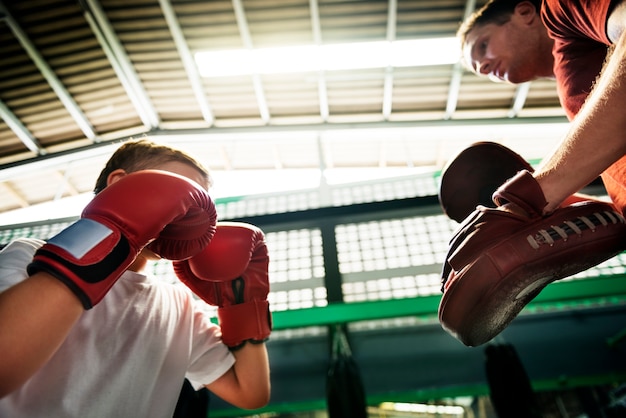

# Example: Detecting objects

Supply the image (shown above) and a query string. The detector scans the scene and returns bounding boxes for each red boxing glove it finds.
[28,170,217,309]
[173,222,271,349]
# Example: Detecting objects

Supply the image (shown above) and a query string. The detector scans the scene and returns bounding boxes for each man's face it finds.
[462,20,541,84]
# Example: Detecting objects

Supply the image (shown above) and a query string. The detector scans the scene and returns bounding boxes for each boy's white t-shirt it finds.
[0,238,235,418]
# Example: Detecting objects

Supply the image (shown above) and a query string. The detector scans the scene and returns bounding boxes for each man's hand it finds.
[439,170,626,346]
[439,141,535,223]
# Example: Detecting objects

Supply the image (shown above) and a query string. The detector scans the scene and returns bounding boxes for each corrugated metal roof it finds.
[0,0,566,214]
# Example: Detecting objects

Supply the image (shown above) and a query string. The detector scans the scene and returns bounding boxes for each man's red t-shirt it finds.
[541,0,626,214]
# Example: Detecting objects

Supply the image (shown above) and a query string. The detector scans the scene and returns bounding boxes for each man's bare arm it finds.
[535,2,626,212]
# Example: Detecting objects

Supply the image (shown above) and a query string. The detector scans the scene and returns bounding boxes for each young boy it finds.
[0,139,271,417]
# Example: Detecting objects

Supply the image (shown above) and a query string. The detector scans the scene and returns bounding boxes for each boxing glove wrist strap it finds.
[27,219,132,309]
[217,299,272,349]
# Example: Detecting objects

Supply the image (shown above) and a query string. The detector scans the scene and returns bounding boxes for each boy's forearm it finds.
[231,343,271,408]
[0,272,82,397]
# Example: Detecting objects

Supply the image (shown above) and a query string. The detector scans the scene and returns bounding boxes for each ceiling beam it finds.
[0,99,46,155]
[53,168,79,201]
[1,182,29,208]
[79,0,160,129]
[382,0,397,121]
[0,1,97,142]
[232,0,270,123]
[159,0,215,125]
[444,0,477,120]
[508,81,531,118]
[0,116,569,181]
[308,1,330,186]
[309,0,329,121]
[317,72,330,122]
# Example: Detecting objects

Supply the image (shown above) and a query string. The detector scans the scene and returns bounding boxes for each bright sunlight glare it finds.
[195,37,460,77]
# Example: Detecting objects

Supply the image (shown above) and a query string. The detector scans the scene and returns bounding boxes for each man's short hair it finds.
[457,0,542,46]
[93,138,211,194]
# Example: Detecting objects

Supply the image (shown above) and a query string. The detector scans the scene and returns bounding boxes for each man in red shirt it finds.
[459,0,626,216]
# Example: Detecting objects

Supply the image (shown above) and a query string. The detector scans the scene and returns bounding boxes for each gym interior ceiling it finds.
[0,0,568,216]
